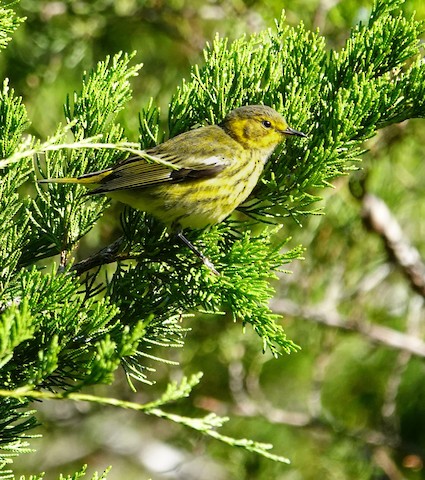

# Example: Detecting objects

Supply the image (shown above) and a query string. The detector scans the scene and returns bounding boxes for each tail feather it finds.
[38,177,82,184]
[38,169,112,185]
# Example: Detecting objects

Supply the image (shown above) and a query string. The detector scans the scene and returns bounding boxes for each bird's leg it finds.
[175,230,219,276]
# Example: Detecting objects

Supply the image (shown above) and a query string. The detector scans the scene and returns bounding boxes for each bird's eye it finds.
[262,120,272,128]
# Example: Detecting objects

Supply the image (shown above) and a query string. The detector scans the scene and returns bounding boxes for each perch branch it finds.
[71,237,126,275]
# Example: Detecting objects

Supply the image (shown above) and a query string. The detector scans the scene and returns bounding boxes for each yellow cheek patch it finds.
[229,119,284,149]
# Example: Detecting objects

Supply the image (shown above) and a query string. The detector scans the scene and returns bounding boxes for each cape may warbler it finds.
[40,105,306,273]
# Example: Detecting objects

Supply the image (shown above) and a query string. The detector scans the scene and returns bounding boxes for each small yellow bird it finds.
[40,105,306,273]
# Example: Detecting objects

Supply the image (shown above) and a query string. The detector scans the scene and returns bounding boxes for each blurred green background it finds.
[3,0,425,478]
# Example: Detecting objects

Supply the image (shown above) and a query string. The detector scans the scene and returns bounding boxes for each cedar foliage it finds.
[0,0,424,477]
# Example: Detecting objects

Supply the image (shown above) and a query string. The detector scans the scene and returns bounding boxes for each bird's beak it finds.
[282,126,307,138]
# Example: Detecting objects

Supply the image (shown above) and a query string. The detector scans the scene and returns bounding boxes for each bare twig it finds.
[270,298,425,358]
[362,192,425,298]
[373,447,404,480]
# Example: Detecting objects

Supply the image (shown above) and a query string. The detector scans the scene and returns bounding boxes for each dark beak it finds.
[282,126,307,138]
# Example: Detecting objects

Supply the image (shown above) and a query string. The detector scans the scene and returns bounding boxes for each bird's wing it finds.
[88,150,229,194]
[85,125,238,194]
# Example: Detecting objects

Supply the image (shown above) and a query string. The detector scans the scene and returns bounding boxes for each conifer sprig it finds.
[1,0,425,476]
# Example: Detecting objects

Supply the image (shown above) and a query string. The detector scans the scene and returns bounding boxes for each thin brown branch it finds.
[270,298,425,358]
[362,192,425,298]
[71,236,125,275]
[373,447,405,480]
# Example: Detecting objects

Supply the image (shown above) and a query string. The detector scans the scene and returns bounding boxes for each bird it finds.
[39,105,306,273]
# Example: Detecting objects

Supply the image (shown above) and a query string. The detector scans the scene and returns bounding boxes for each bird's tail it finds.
[38,169,112,185]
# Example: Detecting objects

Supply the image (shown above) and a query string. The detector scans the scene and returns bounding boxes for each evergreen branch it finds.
[0,120,79,170]
[1,139,166,171]
[0,387,150,408]
[58,465,112,480]
[1,135,183,175]
[1,372,203,412]
[0,371,289,464]
[64,52,143,139]
[0,6,24,51]
[14,464,112,480]
[0,79,30,162]
[2,2,425,475]
[148,409,290,464]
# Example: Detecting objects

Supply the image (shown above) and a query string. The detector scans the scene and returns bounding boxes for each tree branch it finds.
[362,192,425,298]
[270,298,425,357]
[71,236,125,275]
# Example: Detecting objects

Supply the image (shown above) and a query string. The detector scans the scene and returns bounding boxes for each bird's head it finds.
[221,105,306,151]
